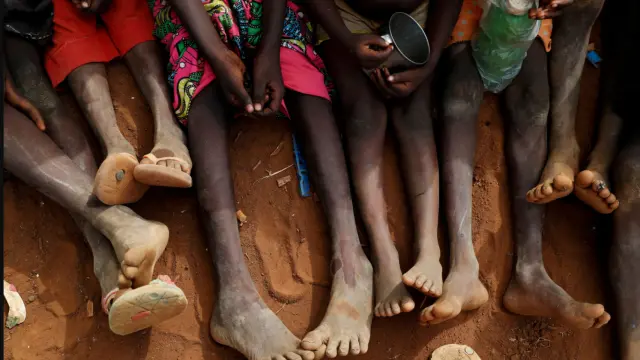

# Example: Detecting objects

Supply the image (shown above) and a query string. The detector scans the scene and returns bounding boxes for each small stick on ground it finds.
[270,141,285,157]
[252,160,262,171]
[252,164,293,186]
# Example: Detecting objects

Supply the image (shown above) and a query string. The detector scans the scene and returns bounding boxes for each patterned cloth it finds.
[148,0,332,124]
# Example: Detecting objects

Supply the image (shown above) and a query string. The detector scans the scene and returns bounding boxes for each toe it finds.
[576,170,594,188]
[117,272,132,288]
[284,352,302,360]
[391,301,402,315]
[121,262,139,280]
[606,194,617,204]
[414,275,427,288]
[374,304,381,317]
[541,183,553,196]
[326,338,340,358]
[384,303,393,317]
[421,280,433,294]
[553,175,573,191]
[534,185,545,200]
[402,273,417,286]
[419,306,435,324]
[401,297,415,312]
[610,200,620,210]
[301,328,327,350]
[273,355,287,360]
[338,339,350,357]
[358,332,370,354]
[598,188,611,199]
[349,336,360,355]
[526,189,536,202]
[594,312,611,328]
[313,345,326,359]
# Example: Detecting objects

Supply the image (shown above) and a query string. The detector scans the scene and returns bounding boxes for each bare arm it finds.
[304,0,354,48]
[259,0,287,56]
[423,0,463,74]
[167,0,232,71]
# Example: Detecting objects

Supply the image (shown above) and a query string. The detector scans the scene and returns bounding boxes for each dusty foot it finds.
[374,263,414,317]
[94,152,149,205]
[419,269,488,326]
[302,255,373,358]
[503,266,611,329]
[96,206,169,289]
[431,344,481,360]
[134,135,193,188]
[402,255,443,297]
[211,291,315,360]
[526,161,574,204]
[574,170,619,214]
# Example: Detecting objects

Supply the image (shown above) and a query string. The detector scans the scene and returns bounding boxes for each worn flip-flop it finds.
[430,344,481,360]
[94,153,149,205]
[104,276,188,336]
[133,153,192,188]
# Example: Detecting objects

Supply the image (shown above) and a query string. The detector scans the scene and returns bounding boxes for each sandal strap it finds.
[102,288,119,315]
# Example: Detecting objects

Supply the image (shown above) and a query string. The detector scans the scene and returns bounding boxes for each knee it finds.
[441,97,479,126]
[343,93,387,138]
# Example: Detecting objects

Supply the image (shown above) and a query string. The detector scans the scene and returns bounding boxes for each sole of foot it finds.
[134,152,192,188]
[527,162,574,204]
[94,153,149,205]
[302,257,374,358]
[116,212,169,289]
[575,170,619,214]
[402,257,443,298]
[503,269,610,329]
[374,269,415,318]
[419,270,488,326]
[430,344,481,360]
[108,276,188,336]
[211,293,316,360]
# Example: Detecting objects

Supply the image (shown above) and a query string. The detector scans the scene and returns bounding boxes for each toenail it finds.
[465,347,475,355]
[115,170,125,181]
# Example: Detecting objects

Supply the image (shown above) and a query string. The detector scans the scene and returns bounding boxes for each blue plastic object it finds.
[292,135,311,197]
[586,50,602,68]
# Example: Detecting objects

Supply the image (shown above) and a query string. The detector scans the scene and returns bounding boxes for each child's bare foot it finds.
[374,263,414,317]
[419,269,488,325]
[95,206,169,288]
[94,152,149,205]
[402,255,443,297]
[211,291,315,360]
[575,170,619,214]
[134,134,192,188]
[302,255,373,357]
[527,161,574,204]
[504,265,610,329]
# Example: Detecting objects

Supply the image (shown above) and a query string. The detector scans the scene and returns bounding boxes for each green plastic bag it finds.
[471,0,540,93]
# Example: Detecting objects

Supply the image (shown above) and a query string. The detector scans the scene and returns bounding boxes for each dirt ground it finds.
[3,32,615,360]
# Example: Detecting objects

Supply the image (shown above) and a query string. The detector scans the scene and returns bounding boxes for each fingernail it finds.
[246,104,254,113]
[82,1,89,7]
[254,104,262,112]
[388,76,394,82]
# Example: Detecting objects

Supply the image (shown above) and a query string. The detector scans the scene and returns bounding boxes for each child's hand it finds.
[370,67,430,98]
[350,34,394,69]
[252,52,284,116]
[529,0,573,19]
[213,49,254,113]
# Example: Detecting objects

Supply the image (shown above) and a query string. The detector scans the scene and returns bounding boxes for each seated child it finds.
[305,0,462,320]
[150,0,373,358]
[3,25,186,334]
[432,0,610,328]
[44,0,193,205]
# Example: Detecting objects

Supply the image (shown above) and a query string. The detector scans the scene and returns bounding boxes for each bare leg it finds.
[502,41,610,329]
[390,81,442,297]
[123,41,192,188]
[67,63,148,205]
[527,0,604,204]
[320,40,413,320]
[611,134,640,360]
[5,35,119,296]
[3,104,168,289]
[420,43,488,325]
[286,91,373,358]
[187,84,315,360]
[574,2,622,214]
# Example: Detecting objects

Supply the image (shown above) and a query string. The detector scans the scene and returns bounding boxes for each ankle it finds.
[514,262,545,281]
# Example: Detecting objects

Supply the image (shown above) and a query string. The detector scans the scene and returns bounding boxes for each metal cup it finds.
[364,12,430,75]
